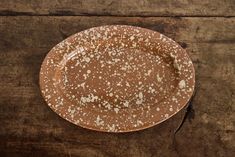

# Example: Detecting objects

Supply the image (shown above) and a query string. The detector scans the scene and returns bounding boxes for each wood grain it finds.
[0,0,235,16]
[0,16,235,157]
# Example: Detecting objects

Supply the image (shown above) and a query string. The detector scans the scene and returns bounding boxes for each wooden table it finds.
[0,1,234,157]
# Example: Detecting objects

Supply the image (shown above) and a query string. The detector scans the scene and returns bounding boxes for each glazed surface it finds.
[40,25,195,132]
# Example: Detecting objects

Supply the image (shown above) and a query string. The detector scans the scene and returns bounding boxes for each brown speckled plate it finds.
[40,25,195,132]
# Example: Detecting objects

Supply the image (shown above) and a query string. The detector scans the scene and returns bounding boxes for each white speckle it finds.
[132,43,137,47]
[157,74,162,82]
[107,61,113,64]
[90,94,98,102]
[80,82,85,89]
[121,66,127,71]
[129,56,134,60]
[87,70,91,73]
[130,36,135,41]
[63,73,68,84]
[165,114,169,118]
[84,57,90,63]
[137,120,143,125]
[69,108,75,114]
[109,93,113,97]
[75,120,80,124]
[139,92,143,99]
[149,87,155,93]
[106,103,111,110]
[95,115,104,126]
[117,82,121,86]
[80,93,98,104]
[136,99,143,105]
[179,80,186,89]
[83,74,87,79]
[107,124,116,132]
[123,101,129,107]
[169,108,173,112]
[173,60,181,71]
[80,96,88,103]
[147,70,152,76]
[81,51,86,56]
[96,33,101,38]
[114,108,119,113]
[172,96,177,102]
[113,58,120,63]
[157,107,160,111]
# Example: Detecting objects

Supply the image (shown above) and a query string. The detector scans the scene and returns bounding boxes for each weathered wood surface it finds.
[0,16,234,157]
[0,0,235,16]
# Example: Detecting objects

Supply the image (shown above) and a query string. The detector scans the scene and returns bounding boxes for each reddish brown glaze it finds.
[39,25,195,132]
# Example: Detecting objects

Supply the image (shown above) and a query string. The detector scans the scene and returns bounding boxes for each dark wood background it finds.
[0,1,235,157]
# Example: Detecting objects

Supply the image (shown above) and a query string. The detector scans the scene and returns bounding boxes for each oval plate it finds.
[40,25,195,132]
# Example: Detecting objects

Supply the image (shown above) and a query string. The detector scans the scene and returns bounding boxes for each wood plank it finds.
[0,0,235,16]
[0,16,234,55]
[0,16,235,157]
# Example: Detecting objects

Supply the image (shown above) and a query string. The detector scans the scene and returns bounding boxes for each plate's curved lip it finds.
[39,25,195,133]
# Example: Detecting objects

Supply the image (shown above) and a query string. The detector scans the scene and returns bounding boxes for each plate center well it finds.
[55,44,179,111]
